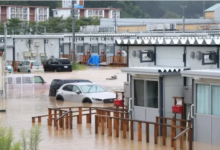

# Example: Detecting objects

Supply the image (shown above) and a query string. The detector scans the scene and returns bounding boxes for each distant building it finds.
[204,3,220,20]
[0,5,49,23]
[52,7,121,19]
[62,0,84,8]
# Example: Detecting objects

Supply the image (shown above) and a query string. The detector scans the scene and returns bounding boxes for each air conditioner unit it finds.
[23,51,31,57]
[32,53,37,57]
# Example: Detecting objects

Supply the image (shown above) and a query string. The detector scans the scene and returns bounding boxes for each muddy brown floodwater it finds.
[0,67,220,150]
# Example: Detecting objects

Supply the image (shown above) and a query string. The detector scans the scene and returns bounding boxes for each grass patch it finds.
[72,63,87,70]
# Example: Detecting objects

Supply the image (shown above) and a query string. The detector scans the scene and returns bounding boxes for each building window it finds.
[99,10,103,16]
[88,10,92,16]
[44,8,47,14]
[134,80,158,108]
[91,46,98,53]
[23,14,27,20]
[39,8,43,14]
[106,46,114,54]
[39,15,44,21]
[94,10,98,16]
[99,27,114,32]
[23,8,27,13]
[134,80,145,106]
[77,46,84,53]
[11,14,15,18]
[11,7,15,14]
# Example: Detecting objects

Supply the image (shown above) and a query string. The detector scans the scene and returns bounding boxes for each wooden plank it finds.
[86,115,89,123]
[130,121,133,140]
[189,129,193,150]
[146,123,149,143]
[89,108,92,123]
[126,113,129,132]
[180,135,184,150]
[173,139,177,150]
[138,122,142,141]
[120,113,124,130]
[113,112,116,129]
[59,110,62,128]
[162,124,166,146]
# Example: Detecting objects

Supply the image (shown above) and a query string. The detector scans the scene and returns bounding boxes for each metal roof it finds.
[64,33,136,37]
[100,18,220,26]
[11,35,64,39]
[116,37,220,45]
[205,3,220,12]
[181,69,220,79]
[121,66,190,76]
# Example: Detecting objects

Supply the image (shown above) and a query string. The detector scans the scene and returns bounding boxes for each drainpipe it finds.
[13,39,15,71]
[217,46,219,68]
[154,46,156,65]
[159,76,164,136]
[58,38,60,58]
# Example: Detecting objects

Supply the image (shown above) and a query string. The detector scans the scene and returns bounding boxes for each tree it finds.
[164,11,180,18]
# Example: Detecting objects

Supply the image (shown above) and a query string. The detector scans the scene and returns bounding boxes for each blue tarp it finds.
[87,55,100,66]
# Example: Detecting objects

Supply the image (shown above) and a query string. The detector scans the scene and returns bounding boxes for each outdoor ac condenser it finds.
[183,86,192,104]
[124,82,130,98]
[23,51,31,57]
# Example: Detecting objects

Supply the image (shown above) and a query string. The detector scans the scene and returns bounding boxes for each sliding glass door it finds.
[194,84,220,145]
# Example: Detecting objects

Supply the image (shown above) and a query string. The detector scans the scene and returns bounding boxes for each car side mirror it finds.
[76,90,81,94]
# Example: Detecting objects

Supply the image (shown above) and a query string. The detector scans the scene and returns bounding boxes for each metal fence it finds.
[2,75,35,98]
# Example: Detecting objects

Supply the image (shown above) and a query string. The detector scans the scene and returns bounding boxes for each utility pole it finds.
[72,0,76,63]
[114,10,117,33]
[4,23,7,74]
[203,1,205,18]
[180,5,187,33]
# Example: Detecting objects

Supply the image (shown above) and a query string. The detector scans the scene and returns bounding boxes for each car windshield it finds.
[80,85,106,93]
[32,61,42,66]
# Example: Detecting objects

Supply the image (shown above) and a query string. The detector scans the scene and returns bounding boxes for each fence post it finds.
[120,113,124,130]
[126,113,129,132]
[65,113,68,129]
[48,109,52,126]
[101,116,104,135]
[69,109,72,129]
[138,122,142,141]
[95,116,98,134]
[32,117,35,124]
[146,123,149,143]
[189,128,193,150]
[123,118,126,139]
[59,110,62,128]
[173,139,177,150]
[154,124,158,144]
[108,117,112,136]
[78,107,82,124]
[113,112,116,129]
[156,117,159,136]
[188,121,191,141]
[38,117,41,123]
[116,118,119,137]
[54,110,57,127]
[130,121,133,140]
[89,108,92,123]
[171,119,175,147]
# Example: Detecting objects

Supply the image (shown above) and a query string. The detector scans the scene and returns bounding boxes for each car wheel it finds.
[17,69,20,72]
[56,95,64,101]
[82,98,92,103]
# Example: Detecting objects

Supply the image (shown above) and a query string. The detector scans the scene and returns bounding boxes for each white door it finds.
[71,85,84,102]
[62,85,74,100]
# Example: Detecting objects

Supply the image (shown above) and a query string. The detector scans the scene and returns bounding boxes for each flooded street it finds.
[0,67,220,150]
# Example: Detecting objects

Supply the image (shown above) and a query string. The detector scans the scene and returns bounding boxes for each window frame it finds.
[133,78,159,109]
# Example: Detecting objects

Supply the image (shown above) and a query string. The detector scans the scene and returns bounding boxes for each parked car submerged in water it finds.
[17,60,44,73]
[56,83,116,103]
[49,79,92,96]
[44,58,72,72]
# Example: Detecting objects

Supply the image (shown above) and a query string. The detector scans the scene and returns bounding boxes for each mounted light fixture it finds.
[140,50,155,63]
[132,51,136,57]
[190,52,195,59]
[202,51,217,65]
[196,51,202,60]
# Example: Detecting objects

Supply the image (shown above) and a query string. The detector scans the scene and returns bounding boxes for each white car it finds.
[17,60,44,73]
[56,83,116,103]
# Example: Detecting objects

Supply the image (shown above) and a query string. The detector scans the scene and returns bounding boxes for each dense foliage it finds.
[0,17,100,34]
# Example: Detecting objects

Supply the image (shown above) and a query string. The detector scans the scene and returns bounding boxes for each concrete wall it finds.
[186,46,217,69]
[156,46,184,67]
[214,7,220,20]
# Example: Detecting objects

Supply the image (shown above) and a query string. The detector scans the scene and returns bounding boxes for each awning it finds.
[115,37,220,45]
[181,69,220,79]
[121,66,190,76]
